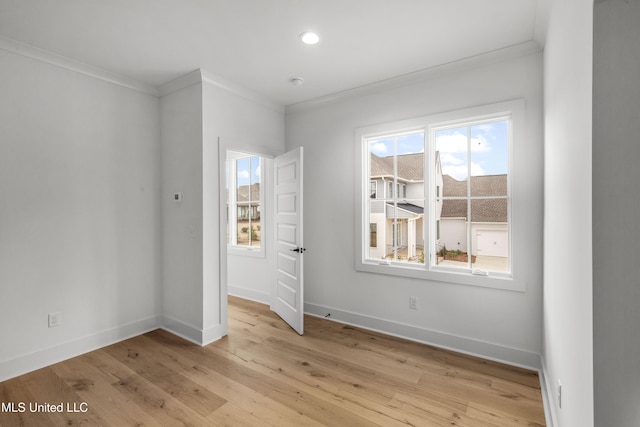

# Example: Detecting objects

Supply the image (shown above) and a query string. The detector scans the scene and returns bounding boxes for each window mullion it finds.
[466,126,472,271]
[393,137,398,261]
[231,159,238,246]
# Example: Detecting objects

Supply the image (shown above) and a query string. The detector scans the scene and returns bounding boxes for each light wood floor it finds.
[0,296,546,426]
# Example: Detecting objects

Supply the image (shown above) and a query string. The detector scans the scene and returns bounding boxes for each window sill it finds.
[357,260,524,292]
[228,246,265,258]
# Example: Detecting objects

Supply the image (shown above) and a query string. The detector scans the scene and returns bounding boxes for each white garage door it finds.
[476,230,508,257]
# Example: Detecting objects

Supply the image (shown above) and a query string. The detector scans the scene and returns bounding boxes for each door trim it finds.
[218,138,283,340]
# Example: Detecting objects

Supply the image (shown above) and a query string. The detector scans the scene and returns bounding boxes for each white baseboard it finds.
[0,314,228,382]
[0,315,160,383]
[304,302,542,371]
[160,315,227,347]
[202,324,227,346]
[228,285,271,306]
[539,358,558,427]
[159,314,205,346]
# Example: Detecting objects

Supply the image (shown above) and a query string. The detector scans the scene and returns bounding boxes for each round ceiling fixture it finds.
[299,32,320,45]
[290,77,304,86]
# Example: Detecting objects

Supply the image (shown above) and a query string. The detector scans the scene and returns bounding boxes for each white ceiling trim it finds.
[157,69,202,97]
[0,36,159,97]
[158,69,285,115]
[534,0,552,48]
[285,40,542,115]
[200,69,285,115]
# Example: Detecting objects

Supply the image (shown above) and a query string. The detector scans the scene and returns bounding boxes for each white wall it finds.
[542,0,594,426]
[160,77,205,342]
[0,48,161,381]
[593,1,640,425]
[202,73,285,307]
[286,51,544,368]
[160,70,285,345]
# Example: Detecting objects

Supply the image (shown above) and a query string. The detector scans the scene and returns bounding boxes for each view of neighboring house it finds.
[236,182,261,222]
[227,181,262,247]
[368,152,508,265]
[368,152,430,261]
[439,174,508,259]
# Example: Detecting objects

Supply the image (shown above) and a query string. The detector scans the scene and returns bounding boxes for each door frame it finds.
[218,138,282,338]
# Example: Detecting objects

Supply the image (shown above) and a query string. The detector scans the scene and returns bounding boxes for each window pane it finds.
[470,120,508,197]
[470,200,509,273]
[249,212,261,248]
[237,207,249,247]
[366,132,425,265]
[233,156,262,249]
[369,223,377,248]
[250,156,261,201]
[436,198,469,270]
[226,160,230,244]
[435,126,469,182]
[236,158,250,247]
[367,206,385,259]
[236,157,250,203]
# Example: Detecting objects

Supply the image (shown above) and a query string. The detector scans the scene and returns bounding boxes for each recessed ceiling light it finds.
[299,32,320,45]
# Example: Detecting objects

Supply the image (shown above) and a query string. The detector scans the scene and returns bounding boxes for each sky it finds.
[235,156,261,187]
[369,119,508,181]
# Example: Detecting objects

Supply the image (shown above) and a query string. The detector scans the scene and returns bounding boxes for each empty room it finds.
[1,1,638,426]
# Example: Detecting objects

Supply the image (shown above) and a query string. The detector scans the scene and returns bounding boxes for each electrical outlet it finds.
[48,312,61,328]
[557,380,562,408]
[409,296,418,310]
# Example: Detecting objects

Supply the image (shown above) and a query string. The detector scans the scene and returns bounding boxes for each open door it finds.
[272,147,304,334]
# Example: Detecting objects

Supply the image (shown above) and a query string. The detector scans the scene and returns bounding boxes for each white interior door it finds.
[272,147,304,334]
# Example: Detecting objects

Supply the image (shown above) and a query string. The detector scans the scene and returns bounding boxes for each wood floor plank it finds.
[18,367,108,426]
[0,296,546,426]
[50,354,159,426]
[206,402,275,427]
[0,377,56,427]
[418,369,546,425]
[113,373,208,425]
[147,329,377,427]
[148,331,327,427]
[242,332,474,426]
[179,340,381,426]
[103,336,227,417]
[223,336,420,427]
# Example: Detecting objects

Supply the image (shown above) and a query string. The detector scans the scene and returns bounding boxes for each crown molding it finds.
[159,69,285,115]
[534,0,552,48]
[200,69,284,114]
[158,69,203,97]
[285,40,542,115]
[0,36,159,97]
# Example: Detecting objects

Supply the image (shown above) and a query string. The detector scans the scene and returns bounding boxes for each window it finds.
[365,130,425,263]
[433,119,509,274]
[227,151,264,256]
[355,100,522,290]
[370,224,377,247]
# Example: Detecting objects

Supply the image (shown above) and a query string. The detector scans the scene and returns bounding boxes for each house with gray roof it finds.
[368,152,439,261]
[235,183,261,221]
[369,152,507,262]
[439,174,508,260]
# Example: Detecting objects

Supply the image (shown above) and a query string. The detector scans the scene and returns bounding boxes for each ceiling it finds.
[0,0,546,106]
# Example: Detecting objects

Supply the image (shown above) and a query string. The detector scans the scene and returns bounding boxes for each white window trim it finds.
[227,151,265,258]
[354,99,525,292]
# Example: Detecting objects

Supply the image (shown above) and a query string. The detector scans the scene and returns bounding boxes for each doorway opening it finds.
[218,140,304,337]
